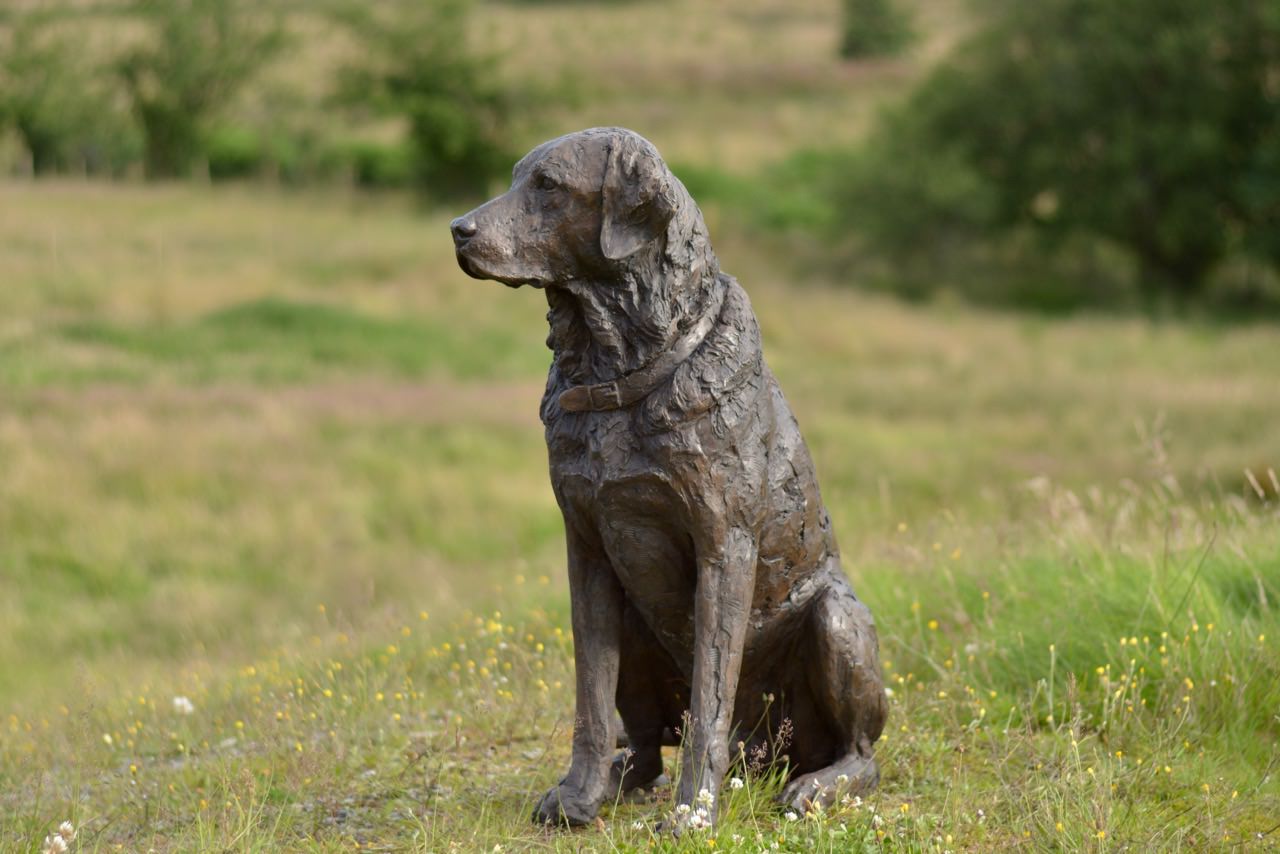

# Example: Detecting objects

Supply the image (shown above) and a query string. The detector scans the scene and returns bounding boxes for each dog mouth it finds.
[455,251,545,289]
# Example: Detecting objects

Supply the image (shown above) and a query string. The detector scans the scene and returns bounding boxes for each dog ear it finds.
[600,135,677,261]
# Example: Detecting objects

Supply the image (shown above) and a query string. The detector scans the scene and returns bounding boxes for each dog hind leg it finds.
[779,568,887,812]
[609,606,683,798]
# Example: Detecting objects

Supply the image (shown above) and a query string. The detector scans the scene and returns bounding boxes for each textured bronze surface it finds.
[451,128,887,828]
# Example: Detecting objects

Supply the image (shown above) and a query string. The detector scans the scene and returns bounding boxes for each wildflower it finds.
[172,696,194,715]
[835,774,849,786]
[784,811,799,822]
[58,823,75,842]
[631,821,645,831]
[696,788,715,808]
[728,777,744,790]
[42,835,67,854]
[675,803,692,816]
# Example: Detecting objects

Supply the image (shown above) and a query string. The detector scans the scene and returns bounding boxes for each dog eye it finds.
[535,173,559,191]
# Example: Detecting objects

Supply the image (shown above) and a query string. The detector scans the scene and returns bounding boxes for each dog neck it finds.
[544,241,721,386]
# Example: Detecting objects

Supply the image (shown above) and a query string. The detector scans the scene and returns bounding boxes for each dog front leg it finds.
[532,527,623,826]
[677,525,757,822]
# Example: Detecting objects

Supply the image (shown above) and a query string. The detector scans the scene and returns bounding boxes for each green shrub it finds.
[206,126,262,180]
[332,0,522,200]
[340,140,414,189]
[838,0,1280,309]
[118,0,285,179]
[840,0,913,59]
[0,12,138,175]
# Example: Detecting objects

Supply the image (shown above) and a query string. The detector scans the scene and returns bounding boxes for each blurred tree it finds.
[0,13,117,174]
[840,0,913,59]
[332,0,518,200]
[841,0,1280,305]
[119,0,284,179]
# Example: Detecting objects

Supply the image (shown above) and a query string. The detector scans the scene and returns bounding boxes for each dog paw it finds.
[778,755,879,814]
[531,784,597,827]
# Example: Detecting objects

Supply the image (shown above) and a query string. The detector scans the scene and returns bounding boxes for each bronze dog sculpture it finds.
[451,127,887,827]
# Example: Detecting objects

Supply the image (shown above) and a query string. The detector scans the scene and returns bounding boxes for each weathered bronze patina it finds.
[451,128,887,828]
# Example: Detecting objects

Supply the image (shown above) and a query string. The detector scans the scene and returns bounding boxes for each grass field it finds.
[3,0,1280,851]
[2,180,1278,852]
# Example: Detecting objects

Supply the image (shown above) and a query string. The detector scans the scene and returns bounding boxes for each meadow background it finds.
[1,0,1279,851]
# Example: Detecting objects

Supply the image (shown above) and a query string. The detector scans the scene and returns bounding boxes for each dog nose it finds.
[450,217,478,246]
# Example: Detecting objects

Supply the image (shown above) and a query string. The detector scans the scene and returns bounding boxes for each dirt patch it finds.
[21,379,546,428]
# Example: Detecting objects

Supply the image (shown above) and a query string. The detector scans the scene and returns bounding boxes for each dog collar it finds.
[558,277,727,413]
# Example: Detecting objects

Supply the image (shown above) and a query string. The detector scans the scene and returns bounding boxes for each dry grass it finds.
[0,181,1278,851]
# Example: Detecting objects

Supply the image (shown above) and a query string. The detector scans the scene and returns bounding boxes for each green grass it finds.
[2,1,1279,849]
[1,179,1277,853]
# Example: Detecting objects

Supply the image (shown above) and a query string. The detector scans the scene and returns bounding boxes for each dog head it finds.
[451,128,681,288]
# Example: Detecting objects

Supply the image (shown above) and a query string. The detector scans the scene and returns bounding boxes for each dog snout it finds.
[450,216,478,247]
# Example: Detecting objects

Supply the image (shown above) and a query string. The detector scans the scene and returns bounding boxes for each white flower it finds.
[42,835,68,854]
[784,810,799,822]
[696,787,715,808]
[631,820,645,831]
[884,687,894,697]
[58,822,75,842]
[731,834,743,844]
[675,803,692,815]
[728,776,744,790]
[172,696,195,715]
